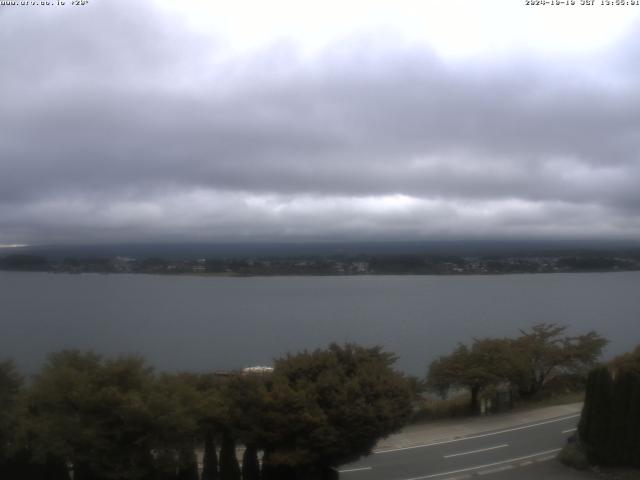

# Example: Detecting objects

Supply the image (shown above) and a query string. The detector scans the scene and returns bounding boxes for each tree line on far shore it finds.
[0,344,413,480]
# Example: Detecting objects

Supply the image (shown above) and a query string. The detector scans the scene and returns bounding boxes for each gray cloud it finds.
[1,0,640,244]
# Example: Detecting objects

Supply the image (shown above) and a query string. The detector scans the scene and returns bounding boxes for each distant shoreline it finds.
[2,250,640,277]
[2,268,639,278]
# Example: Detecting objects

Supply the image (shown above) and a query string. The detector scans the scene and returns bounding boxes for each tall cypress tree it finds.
[580,366,613,465]
[610,370,633,465]
[43,455,72,480]
[1,451,70,480]
[73,461,99,480]
[608,346,640,468]
[219,432,241,480]
[177,447,199,480]
[154,449,179,480]
[260,462,295,480]
[260,451,274,480]
[578,367,597,442]
[580,359,640,468]
[202,432,219,480]
[627,371,640,468]
[241,444,260,480]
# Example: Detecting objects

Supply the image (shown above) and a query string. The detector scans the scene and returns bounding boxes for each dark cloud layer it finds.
[1,1,640,244]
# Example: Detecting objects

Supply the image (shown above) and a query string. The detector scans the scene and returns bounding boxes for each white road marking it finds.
[443,444,508,459]
[562,427,577,434]
[338,466,372,473]
[535,455,557,462]
[398,448,562,480]
[375,414,579,454]
[477,465,513,475]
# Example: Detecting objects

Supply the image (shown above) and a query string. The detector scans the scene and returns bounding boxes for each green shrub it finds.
[559,444,589,470]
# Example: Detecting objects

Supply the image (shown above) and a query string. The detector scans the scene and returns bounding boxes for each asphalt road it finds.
[338,413,580,480]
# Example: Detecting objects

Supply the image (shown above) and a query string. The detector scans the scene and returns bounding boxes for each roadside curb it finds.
[373,403,583,454]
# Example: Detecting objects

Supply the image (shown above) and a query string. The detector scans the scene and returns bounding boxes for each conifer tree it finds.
[579,366,612,465]
[219,432,241,480]
[631,374,640,468]
[618,368,640,468]
[73,461,99,480]
[1,451,70,480]
[241,444,260,480]
[45,456,72,480]
[610,370,634,464]
[154,449,179,480]
[177,447,199,480]
[577,366,596,443]
[201,432,219,480]
[0,360,22,474]
[629,374,640,467]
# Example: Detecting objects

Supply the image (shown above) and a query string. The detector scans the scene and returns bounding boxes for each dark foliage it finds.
[219,433,241,480]
[201,432,219,480]
[0,344,414,479]
[579,366,613,464]
[177,448,198,480]
[578,350,640,468]
[261,344,413,472]
[241,445,260,480]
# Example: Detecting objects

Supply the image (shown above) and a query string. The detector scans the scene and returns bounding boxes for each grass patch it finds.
[411,393,471,423]
[513,390,585,412]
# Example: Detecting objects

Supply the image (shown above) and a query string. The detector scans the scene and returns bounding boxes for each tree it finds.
[510,324,607,398]
[260,344,413,478]
[224,375,268,480]
[154,448,179,480]
[427,325,607,412]
[427,338,514,413]
[241,445,260,480]
[629,370,640,468]
[189,373,226,480]
[25,351,158,480]
[150,373,201,449]
[219,432,241,480]
[151,372,226,480]
[0,360,22,458]
[608,345,640,467]
[201,431,219,480]
[577,346,640,468]
[177,447,198,480]
[609,369,637,465]
[578,366,612,465]
[0,360,30,478]
[610,345,640,373]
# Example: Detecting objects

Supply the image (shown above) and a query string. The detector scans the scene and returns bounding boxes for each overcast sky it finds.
[1,0,640,245]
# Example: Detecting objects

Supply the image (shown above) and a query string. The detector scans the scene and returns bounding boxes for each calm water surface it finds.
[1,271,639,376]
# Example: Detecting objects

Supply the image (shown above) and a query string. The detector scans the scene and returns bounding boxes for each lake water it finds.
[1,271,639,377]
